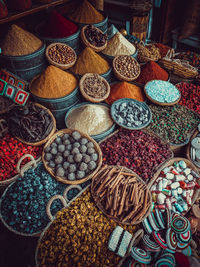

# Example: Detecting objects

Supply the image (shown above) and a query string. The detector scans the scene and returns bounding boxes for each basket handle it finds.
[63,185,82,203]
[46,195,67,221]
[16,154,37,177]
[0,119,8,137]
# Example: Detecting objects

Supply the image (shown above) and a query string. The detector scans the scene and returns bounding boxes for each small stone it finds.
[79,162,87,171]
[66,144,72,151]
[80,138,88,145]
[68,173,75,181]
[88,161,97,170]
[73,142,80,148]
[55,155,63,164]
[82,154,90,163]
[80,145,87,153]
[87,147,95,155]
[45,153,52,161]
[51,147,57,155]
[72,131,81,140]
[63,150,70,158]
[90,153,98,161]
[63,161,70,170]
[56,167,65,177]
[86,142,94,148]
[77,171,85,179]
[62,133,70,140]
[44,146,51,153]
[67,155,74,163]
[69,164,76,173]
[74,153,83,163]
[71,147,80,154]
[58,145,65,153]
[49,161,56,168]
[63,139,70,145]
[51,142,57,148]
[55,137,62,144]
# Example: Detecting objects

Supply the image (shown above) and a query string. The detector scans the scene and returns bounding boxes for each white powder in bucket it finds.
[66,104,114,135]
[102,32,136,56]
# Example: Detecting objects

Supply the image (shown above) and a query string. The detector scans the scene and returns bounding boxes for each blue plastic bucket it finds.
[35,24,81,54]
[65,102,117,142]
[31,85,81,110]
[0,43,46,82]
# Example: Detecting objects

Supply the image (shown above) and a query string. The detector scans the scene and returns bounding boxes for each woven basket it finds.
[137,42,161,63]
[186,129,200,172]
[113,55,141,82]
[159,58,198,79]
[99,128,174,184]
[148,157,200,215]
[42,129,102,185]
[79,73,110,103]
[45,42,77,70]
[0,154,42,237]
[81,25,107,52]
[15,103,56,146]
[144,81,181,106]
[91,165,152,225]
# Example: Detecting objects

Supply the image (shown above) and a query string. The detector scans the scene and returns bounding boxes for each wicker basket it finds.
[0,154,42,237]
[113,55,141,82]
[99,128,174,184]
[144,81,181,106]
[148,157,200,215]
[186,129,200,171]
[45,42,77,70]
[42,129,102,185]
[159,58,198,79]
[15,103,56,146]
[81,25,107,52]
[79,73,110,103]
[91,165,152,225]
[137,42,161,63]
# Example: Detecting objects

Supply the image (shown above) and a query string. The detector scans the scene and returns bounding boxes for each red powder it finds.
[135,61,169,85]
[40,10,78,38]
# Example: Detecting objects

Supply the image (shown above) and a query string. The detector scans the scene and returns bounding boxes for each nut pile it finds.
[112,99,151,129]
[92,166,151,224]
[82,74,108,98]
[6,102,54,143]
[48,44,76,65]
[84,25,107,47]
[37,189,137,267]
[113,55,140,79]
[44,131,99,181]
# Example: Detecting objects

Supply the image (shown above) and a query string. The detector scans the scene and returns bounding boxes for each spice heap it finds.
[145,80,180,104]
[100,128,173,182]
[0,163,66,234]
[66,104,113,136]
[44,130,99,181]
[68,0,104,24]
[30,65,78,98]
[106,82,145,105]
[71,47,110,75]
[39,10,78,38]
[154,43,173,58]
[6,102,54,143]
[81,73,109,99]
[111,99,151,129]
[102,32,136,57]
[175,82,200,115]
[135,61,169,85]
[151,160,199,214]
[0,96,15,114]
[147,104,200,145]
[92,165,151,224]
[47,44,76,65]
[113,55,140,80]
[37,189,137,267]
[84,25,107,47]
[0,134,42,181]
[189,125,200,168]
[1,24,43,56]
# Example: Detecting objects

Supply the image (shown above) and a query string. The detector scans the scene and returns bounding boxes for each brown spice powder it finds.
[1,24,43,56]
[69,0,104,24]
[30,65,78,98]
[71,47,110,75]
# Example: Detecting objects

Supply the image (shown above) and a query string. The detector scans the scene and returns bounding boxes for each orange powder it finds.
[106,81,145,105]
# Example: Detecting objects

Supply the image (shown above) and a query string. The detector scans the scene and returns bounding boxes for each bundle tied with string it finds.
[137,41,161,63]
[159,49,199,79]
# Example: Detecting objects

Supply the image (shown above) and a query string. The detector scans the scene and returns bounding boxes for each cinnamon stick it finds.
[118,183,128,216]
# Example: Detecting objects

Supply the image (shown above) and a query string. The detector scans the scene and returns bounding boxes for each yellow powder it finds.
[1,24,43,56]
[69,0,104,24]
[71,47,110,75]
[30,65,78,98]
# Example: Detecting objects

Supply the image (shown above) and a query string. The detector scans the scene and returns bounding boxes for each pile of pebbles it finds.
[44,130,99,181]
[111,99,151,129]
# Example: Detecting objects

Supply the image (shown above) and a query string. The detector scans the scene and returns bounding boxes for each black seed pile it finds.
[44,131,99,181]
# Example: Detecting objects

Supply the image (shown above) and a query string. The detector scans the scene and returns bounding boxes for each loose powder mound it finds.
[71,47,110,75]
[1,24,43,56]
[106,81,145,105]
[66,104,113,135]
[30,65,77,98]
[68,0,104,24]
[102,32,136,56]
